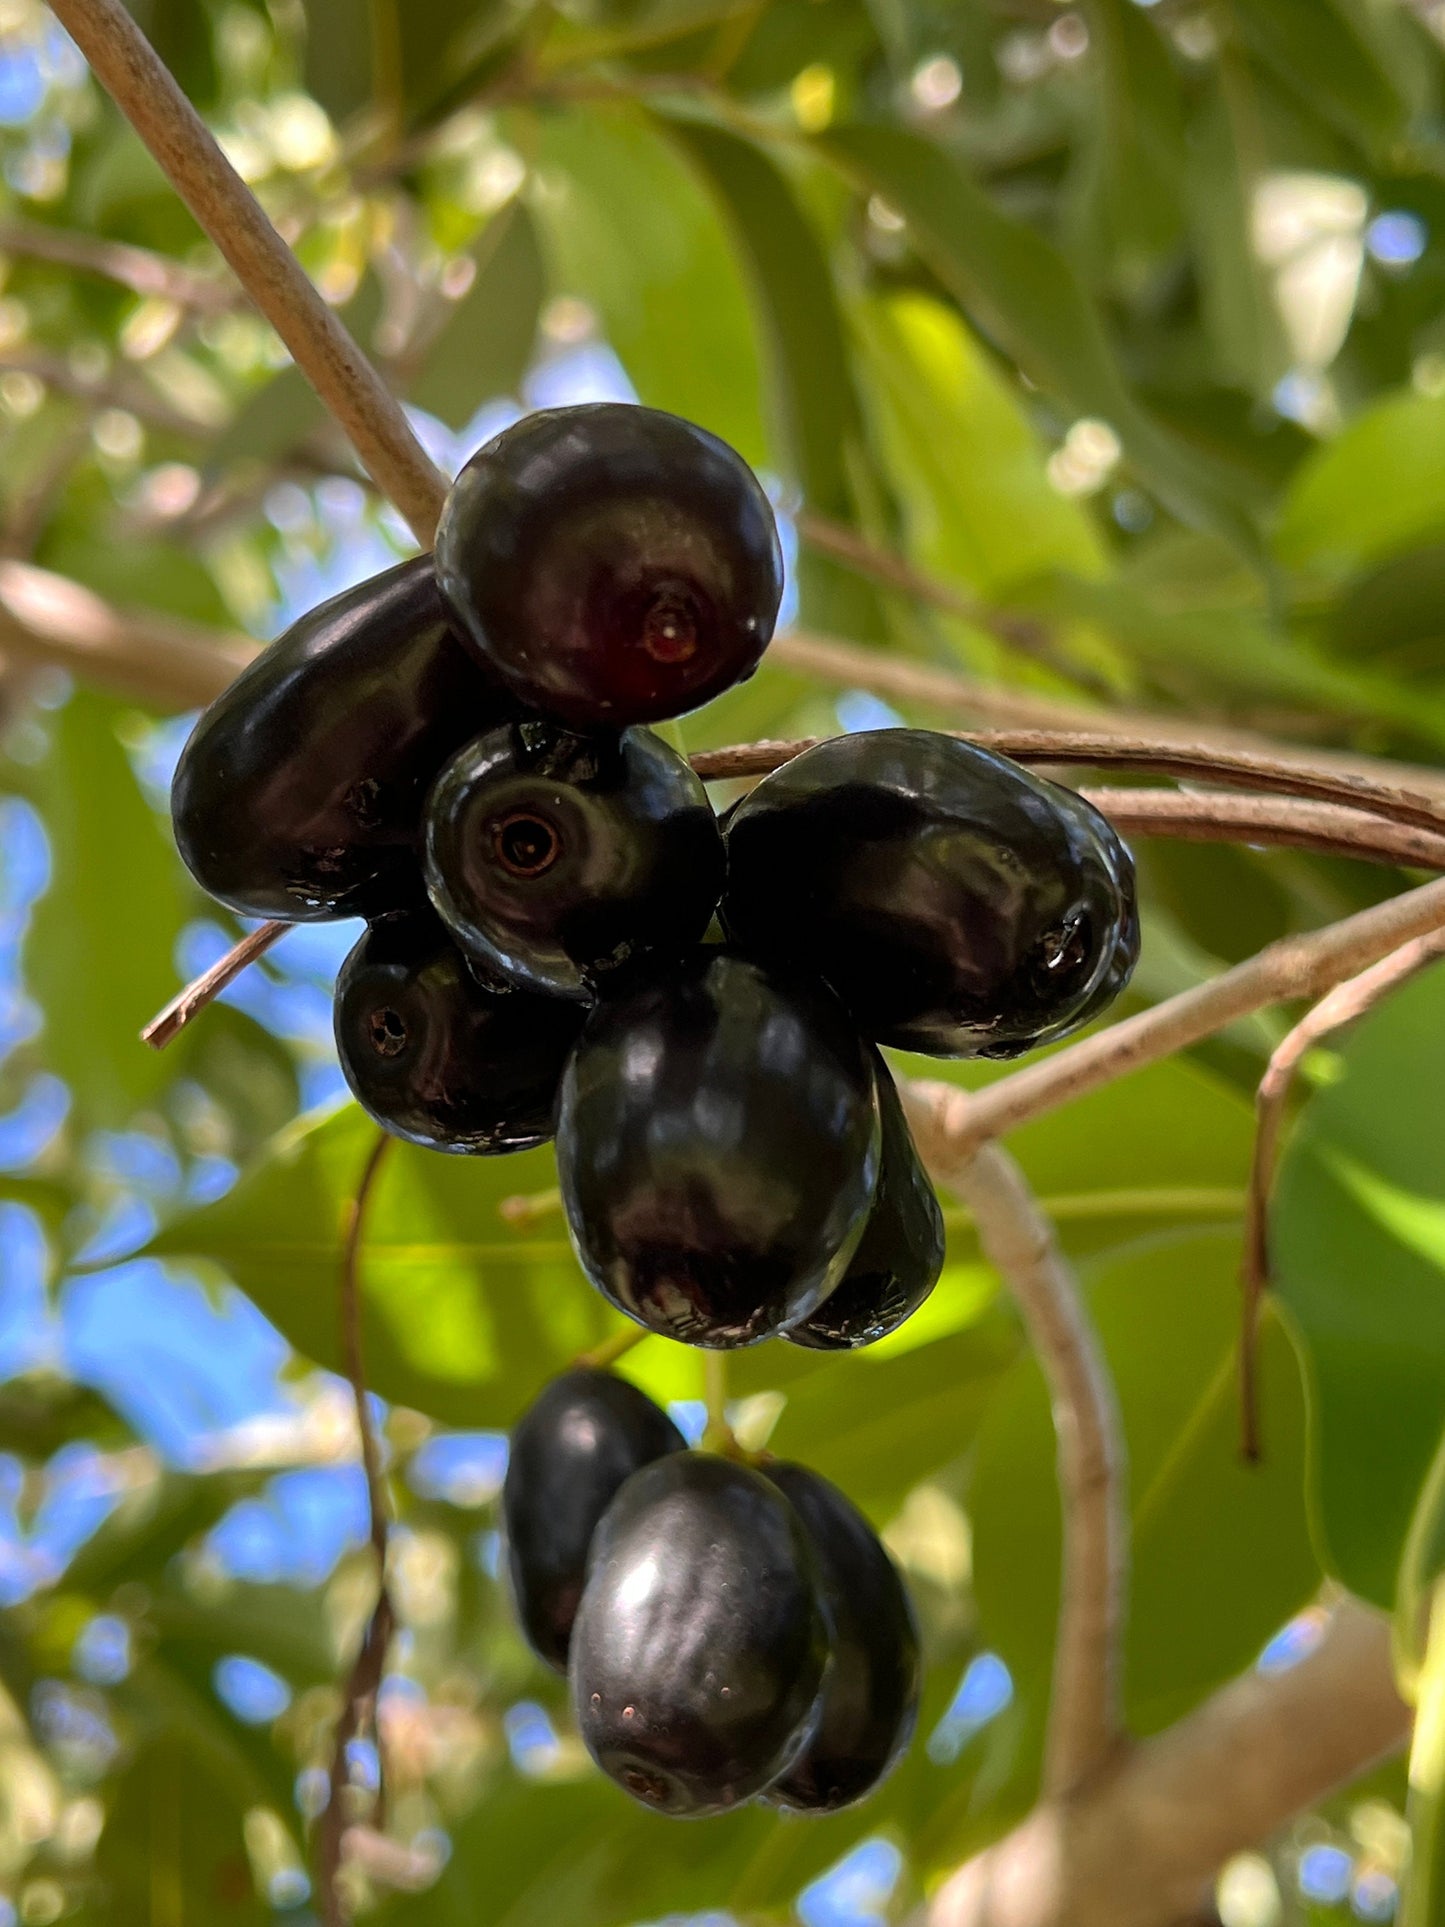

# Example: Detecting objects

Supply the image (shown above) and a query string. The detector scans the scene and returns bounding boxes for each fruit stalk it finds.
[48,0,448,548]
[317,1131,394,1925]
[944,1140,1128,1798]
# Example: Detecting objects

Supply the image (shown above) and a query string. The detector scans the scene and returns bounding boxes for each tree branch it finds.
[905,873,1445,1172]
[0,558,255,710]
[794,516,1081,680]
[0,216,234,310]
[318,1131,394,1927]
[944,1140,1127,1797]
[924,1596,1409,1927]
[766,629,1445,807]
[49,0,448,547]
[691,728,1445,841]
[1238,927,1445,1459]
[141,920,285,1049]
[1081,787,1445,872]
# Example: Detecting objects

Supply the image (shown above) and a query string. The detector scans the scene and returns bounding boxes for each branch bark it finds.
[924,1596,1409,1927]
[0,216,234,310]
[906,872,1445,1172]
[1238,926,1445,1458]
[767,629,1445,807]
[944,1141,1127,1797]
[49,0,448,547]
[0,558,255,709]
[691,727,1445,841]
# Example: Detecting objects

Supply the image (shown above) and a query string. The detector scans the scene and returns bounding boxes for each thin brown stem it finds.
[318,1131,394,1927]
[0,558,257,713]
[342,1132,393,1566]
[906,874,1445,1173]
[767,629,1445,805]
[1080,788,1445,872]
[1238,927,1445,1460]
[0,216,234,310]
[796,512,1064,663]
[50,0,447,546]
[945,1141,1127,1797]
[140,920,286,1049]
[691,728,1445,841]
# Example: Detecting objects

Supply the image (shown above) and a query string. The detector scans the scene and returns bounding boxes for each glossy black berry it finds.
[503,1369,685,1672]
[570,1453,827,1815]
[334,909,583,1153]
[172,556,519,921]
[721,729,1140,1058]
[760,1463,920,1813]
[424,721,724,1002]
[556,951,881,1347]
[787,1051,945,1351]
[435,404,783,727]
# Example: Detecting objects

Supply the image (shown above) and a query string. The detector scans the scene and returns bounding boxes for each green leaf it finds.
[302,0,373,126]
[1230,0,1409,156]
[1019,570,1445,749]
[853,291,1106,601]
[408,202,545,426]
[1274,960,1445,1605]
[815,122,1261,560]
[25,693,194,1129]
[142,1103,614,1427]
[972,1230,1318,1747]
[528,104,769,470]
[206,277,384,476]
[1074,0,1188,288]
[662,115,891,638]
[1275,391,1445,580]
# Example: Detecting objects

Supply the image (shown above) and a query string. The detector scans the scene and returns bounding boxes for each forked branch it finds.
[1238,926,1445,1459]
[943,1141,1127,1797]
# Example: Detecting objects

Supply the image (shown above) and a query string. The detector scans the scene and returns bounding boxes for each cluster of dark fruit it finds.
[171,399,1139,1356]
[504,1366,920,1816]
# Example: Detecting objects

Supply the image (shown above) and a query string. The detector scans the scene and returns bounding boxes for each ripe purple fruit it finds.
[570,1453,827,1815]
[761,1463,920,1812]
[556,951,881,1347]
[334,909,582,1153]
[172,556,517,921]
[503,1370,685,1672]
[435,404,783,727]
[424,721,724,1001]
[721,729,1139,1058]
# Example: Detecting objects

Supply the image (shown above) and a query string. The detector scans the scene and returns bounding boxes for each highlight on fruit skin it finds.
[502,1369,686,1672]
[556,949,882,1348]
[171,555,519,922]
[569,1453,828,1816]
[333,906,583,1154]
[434,403,784,728]
[721,727,1140,1059]
[424,720,725,1003]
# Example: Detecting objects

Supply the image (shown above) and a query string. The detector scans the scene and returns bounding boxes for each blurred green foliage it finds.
[0,0,1442,1920]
